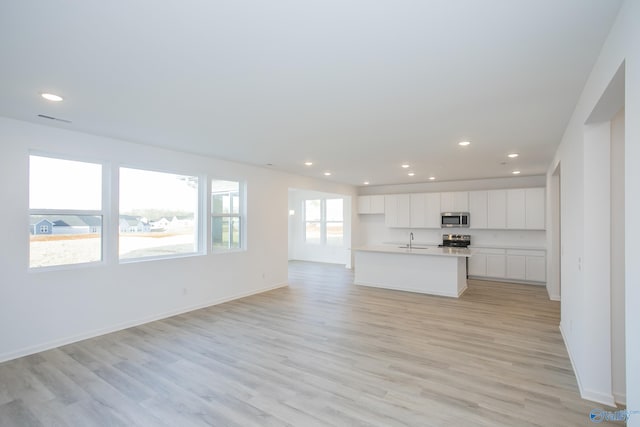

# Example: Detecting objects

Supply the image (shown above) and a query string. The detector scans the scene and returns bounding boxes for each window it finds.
[29,155,103,268]
[119,168,199,260]
[325,198,344,246]
[304,199,322,244]
[304,198,344,246]
[211,179,242,250]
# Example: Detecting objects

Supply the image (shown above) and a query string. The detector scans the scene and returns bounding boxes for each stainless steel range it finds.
[439,234,471,248]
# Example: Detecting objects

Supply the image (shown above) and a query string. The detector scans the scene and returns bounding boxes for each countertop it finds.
[353,245,471,257]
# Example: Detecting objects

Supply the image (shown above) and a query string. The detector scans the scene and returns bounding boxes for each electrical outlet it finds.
[182,287,188,296]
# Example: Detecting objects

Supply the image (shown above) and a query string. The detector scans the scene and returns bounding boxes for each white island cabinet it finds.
[353,246,470,298]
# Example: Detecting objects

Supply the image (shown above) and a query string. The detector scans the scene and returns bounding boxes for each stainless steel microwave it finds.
[441,212,470,228]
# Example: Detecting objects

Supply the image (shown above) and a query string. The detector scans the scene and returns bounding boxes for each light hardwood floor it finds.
[0,261,619,426]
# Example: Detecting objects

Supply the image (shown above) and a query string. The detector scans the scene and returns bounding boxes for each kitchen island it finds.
[353,245,471,298]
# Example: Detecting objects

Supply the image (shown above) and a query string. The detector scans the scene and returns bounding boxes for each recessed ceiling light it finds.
[429,176,436,180]
[363,181,370,185]
[458,141,471,146]
[408,172,415,177]
[508,153,519,158]
[304,161,313,166]
[41,93,63,102]
[512,170,521,175]
[324,171,331,176]
[401,164,410,168]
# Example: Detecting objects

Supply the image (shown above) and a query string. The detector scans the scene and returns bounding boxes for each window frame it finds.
[210,178,245,252]
[28,153,107,270]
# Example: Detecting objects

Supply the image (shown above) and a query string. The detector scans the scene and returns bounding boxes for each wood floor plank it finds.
[0,261,622,426]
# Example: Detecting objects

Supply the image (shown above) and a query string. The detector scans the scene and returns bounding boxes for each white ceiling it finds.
[0,0,622,186]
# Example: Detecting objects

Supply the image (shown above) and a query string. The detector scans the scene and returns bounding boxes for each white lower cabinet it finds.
[470,247,545,283]
[468,253,487,276]
[506,255,526,280]
[525,253,546,282]
[486,253,507,278]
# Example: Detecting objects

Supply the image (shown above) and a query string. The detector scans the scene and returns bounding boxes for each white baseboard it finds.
[613,392,626,406]
[0,282,288,364]
[559,324,616,407]
[549,294,561,301]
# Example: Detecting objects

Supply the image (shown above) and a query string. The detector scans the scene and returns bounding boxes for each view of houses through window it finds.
[119,168,199,260]
[29,155,245,268]
[304,198,344,246]
[29,155,103,268]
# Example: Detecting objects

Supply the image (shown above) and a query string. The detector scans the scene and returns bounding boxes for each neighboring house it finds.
[119,215,150,233]
[150,217,170,232]
[31,219,53,235]
[30,216,101,235]
[51,216,102,235]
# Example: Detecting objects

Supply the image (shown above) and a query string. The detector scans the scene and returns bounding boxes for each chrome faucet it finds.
[409,232,414,249]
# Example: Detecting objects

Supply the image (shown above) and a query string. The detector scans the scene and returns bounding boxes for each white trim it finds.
[560,324,617,407]
[0,282,288,364]
[613,392,626,406]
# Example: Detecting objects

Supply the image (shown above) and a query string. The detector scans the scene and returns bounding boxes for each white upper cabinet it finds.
[487,190,507,229]
[525,188,545,229]
[381,187,544,230]
[440,191,468,212]
[504,188,545,230]
[410,193,426,228]
[357,195,385,214]
[357,196,370,214]
[409,192,442,228]
[424,192,441,228]
[385,194,410,228]
[468,191,488,229]
[507,189,526,229]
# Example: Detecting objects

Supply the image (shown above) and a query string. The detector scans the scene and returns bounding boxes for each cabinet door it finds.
[410,194,426,228]
[506,255,526,280]
[469,191,488,229]
[487,190,506,229]
[486,254,506,278]
[384,195,397,227]
[453,192,469,211]
[440,192,454,212]
[468,253,487,276]
[425,193,441,228]
[441,192,468,212]
[370,195,385,214]
[526,256,546,282]
[395,194,411,228]
[525,188,545,229]
[506,189,526,229]
[357,196,370,214]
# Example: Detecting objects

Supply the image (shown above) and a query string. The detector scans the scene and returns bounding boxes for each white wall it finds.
[288,188,352,265]
[0,117,357,362]
[547,0,639,416]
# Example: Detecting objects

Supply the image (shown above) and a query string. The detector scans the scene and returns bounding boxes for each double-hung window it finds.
[29,155,104,268]
[304,198,343,246]
[211,179,242,250]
